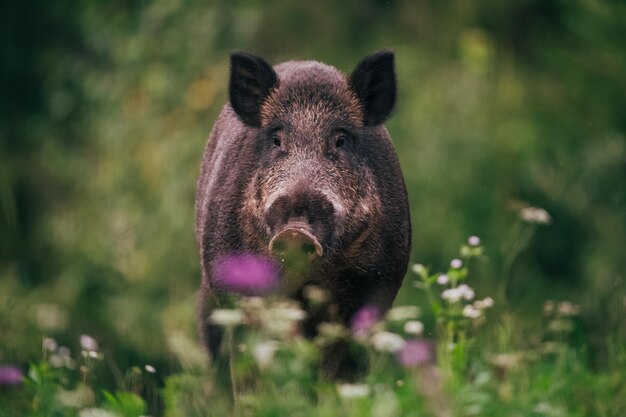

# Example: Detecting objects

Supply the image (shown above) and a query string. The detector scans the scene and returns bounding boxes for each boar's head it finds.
[229,51,398,285]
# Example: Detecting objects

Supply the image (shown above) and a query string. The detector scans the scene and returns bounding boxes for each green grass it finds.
[2,233,624,417]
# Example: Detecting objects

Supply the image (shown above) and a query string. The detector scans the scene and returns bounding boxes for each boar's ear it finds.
[229,52,278,127]
[349,51,397,126]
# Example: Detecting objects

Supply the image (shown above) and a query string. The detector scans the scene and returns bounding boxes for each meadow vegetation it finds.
[1,1,625,416]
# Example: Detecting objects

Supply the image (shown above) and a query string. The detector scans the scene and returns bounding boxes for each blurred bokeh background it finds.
[1,0,624,386]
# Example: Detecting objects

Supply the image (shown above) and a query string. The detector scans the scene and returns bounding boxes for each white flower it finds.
[252,340,279,369]
[261,301,306,335]
[411,263,427,277]
[80,335,98,351]
[79,408,121,417]
[519,207,551,224]
[209,309,244,327]
[403,320,424,336]
[43,337,58,352]
[371,331,406,353]
[442,288,463,303]
[51,347,76,369]
[317,322,348,339]
[457,284,475,301]
[49,354,64,368]
[468,236,481,246]
[303,285,328,304]
[450,258,463,269]
[474,297,494,309]
[557,301,580,316]
[276,306,306,321]
[88,350,99,359]
[462,304,482,319]
[238,296,265,312]
[386,306,420,321]
[337,383,370,399]
[436,274,450,285]
[144,365,156,373]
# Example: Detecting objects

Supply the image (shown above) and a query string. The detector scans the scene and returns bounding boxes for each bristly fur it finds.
[196,51,410,378]
[261,61,363,128]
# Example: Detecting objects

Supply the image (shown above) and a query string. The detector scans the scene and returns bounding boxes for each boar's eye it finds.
[335,134,347,148]
[272,135,281,147]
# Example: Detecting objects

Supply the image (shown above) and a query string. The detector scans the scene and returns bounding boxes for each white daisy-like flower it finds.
[411,263,427,277]
[43,337,58,352]
[371,331,406,353]
[49,354,64,368]
[519,207,551,224]
[337,383,370,399]
[468,236,481,246]
[442,288,463,303]
[317,322,348,339]
[144,365,156,373]
[403,320,424,336]
[80,335,98,351]
[238,296,265,312]
[386,306,420,321]
[436,274,450,285]
[450,258,463,269]
[462,304,481,319]
[209,309,244,327]
[79,408,120,417]
[474,297,494,309]
[261,301,306,335]
[252,340,279,370]
[276,306,307,321]
[303,285,328,304]
[457,284,475,301]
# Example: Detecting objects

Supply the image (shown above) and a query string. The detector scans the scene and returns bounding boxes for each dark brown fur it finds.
[196,51,411,377]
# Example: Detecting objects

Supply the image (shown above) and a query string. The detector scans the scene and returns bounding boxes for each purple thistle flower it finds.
[0,365,23,387]
[214,254,280,296]
[395,339,435,368]
[351,305,380,335]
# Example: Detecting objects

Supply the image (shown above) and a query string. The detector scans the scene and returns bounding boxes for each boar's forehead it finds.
[260,61,363,129]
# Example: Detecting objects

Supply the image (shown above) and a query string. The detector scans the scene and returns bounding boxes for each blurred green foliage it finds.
[1,0,625,412]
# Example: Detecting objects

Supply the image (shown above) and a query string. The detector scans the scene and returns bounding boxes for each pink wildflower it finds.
[214,254,280,296]
[351,305,380,335]
[395,339,435,368]
[0,366,23,387]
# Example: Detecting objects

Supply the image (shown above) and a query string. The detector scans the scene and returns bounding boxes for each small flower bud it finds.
[403,320,424,336]
[337,383,370,399]
[450,258,463,269]
[371,332,406,352]
[462,304,481,319]
[436,274,450,285]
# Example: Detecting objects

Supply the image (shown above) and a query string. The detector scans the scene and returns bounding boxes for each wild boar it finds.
[196,50,411,377]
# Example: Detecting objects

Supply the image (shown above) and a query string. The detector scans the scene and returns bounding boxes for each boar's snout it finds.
[265,190,336,262]
[269,225,323,261]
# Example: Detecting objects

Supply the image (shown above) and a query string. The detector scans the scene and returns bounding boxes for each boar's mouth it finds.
[268,222,324,265]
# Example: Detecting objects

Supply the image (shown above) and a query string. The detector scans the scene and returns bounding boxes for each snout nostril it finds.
[273,240,287,254]
[301,242,316,255]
